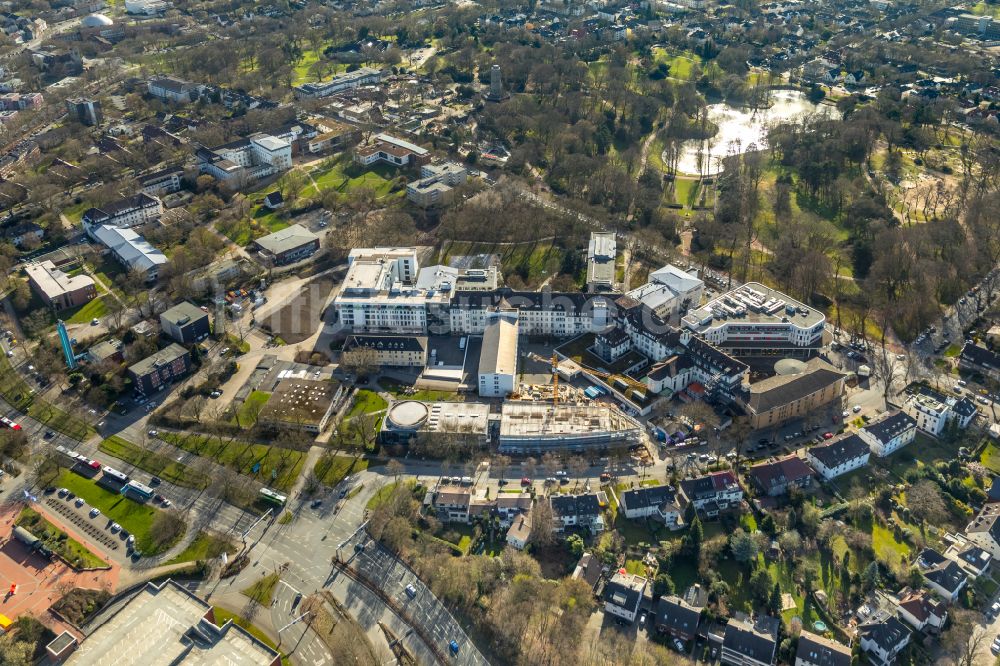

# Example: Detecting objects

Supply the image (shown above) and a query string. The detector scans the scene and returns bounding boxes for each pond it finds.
[667,89,839,176]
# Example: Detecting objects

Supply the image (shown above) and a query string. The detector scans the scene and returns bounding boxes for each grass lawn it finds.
[63,297,109,325]
[0,354,93,441]
[346,390,388,419]
[651,47,698,80]
[55,470,178,555]
[166,531,236,565]
[241,572,281,606]
[879,433,958,480]
[943,344,962,358]
[213,607,290,666]
[306,161,398,201]
[160,433,305,492]
[981,441,1000,474]
[872,522,910,569]
[234,391,271,428]
[314,454,369,486]
[380,379,464,402]
[366,481,402,510]
[672,178,699,207]
[99,436,209,489]
[16,506,106,569]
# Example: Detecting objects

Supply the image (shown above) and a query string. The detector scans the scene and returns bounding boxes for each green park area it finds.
[99,436,209,489]
[314,454,369,486]
[160,433,305,492]
[16,506,106,569]
[346,390,387,419]
[167,531,237,565]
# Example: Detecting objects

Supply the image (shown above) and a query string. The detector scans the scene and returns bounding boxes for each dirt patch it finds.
[258,278,334,344]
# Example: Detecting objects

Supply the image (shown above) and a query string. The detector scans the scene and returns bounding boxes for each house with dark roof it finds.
[432,486,472,523]
[917,548,968,603]
[748,455,815,497]
[806,433,870,480]
[603,570,646,623]
[342,334,428,367]
[857,411,917,457]
[550,493,604,533]
[794,630,851,666]
[619,484,683,529]
[263,191,284,210]
[572,552,603,590]
[654,595,700,641]
[959,342,1000,381]
[965,503,1000,559]
[895,589,947,634]
[859,616,910,666]
[947,543,992,578]
[721,615,779,666]
[679,471,743,517]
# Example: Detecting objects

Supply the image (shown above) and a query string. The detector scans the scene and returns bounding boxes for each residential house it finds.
[1,221,43,247]
[721,615,779,666]
[604,570,647,623]
[494,494,532,527]
[806,433,870,480]
[960,343,1000,382]
[619,484,684,529]
[794,630,852,666]
[965,503,1000,559]
[859,616,910,666]
[550,494,604,533]
[654,596,701,641]
[895,589,947,634]
[917,548,968,603]
[572,552,603,590]
[433,486,472,523]
[506,511,531,550]
[857,411,917,457]
[946,543,992,578]
[902,387,977,436]
[263,191,283,210]
[748,455,815,497]
[679,471,743,517]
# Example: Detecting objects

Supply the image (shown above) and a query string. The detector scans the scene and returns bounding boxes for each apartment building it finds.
[902,387,977,436]
[406,162,468,208]
[682,282,825,358]
[138,166,183,196]
[82,193,162,230]
[586,232,616,292]
[128,343,192,396]
[806,433,870,480]
[148,75,201,103]
[342,334,428,367]
[857,411,917,456]
[625,263,703,317]
[197,133,292,186]
[739,358,846,429]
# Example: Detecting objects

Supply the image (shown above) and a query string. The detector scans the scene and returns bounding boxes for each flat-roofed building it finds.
[478,308,518,397]
[498,401,643,454]
[305,120,358,153]
[24,260,96,310]
[257,378,343,434]
[294,67,382,98]
[626,263,703,317]
[586,232,616,292]
[379,400,492,446]
[128,343,192,396]
[251,224,319,265]
[739,358,846,429]
[159,301,210,344]
[604,570,647,623]
[406,162,468,208]
[683,282,825,358]
[354,134,430,168]
[66,579,281,666]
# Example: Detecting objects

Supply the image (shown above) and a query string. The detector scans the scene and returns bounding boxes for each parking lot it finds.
[43,489,138,564]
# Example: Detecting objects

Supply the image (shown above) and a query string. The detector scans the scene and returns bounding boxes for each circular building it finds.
[773,358,807,376]
[81,13,114,27]
[385,400,429,431]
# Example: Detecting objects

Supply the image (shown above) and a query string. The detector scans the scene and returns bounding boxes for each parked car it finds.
[89,508,100,518]
[74,498,85,507]
[405,584,417,599]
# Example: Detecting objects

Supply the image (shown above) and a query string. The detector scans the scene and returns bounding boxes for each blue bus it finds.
[123,481,154,501]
